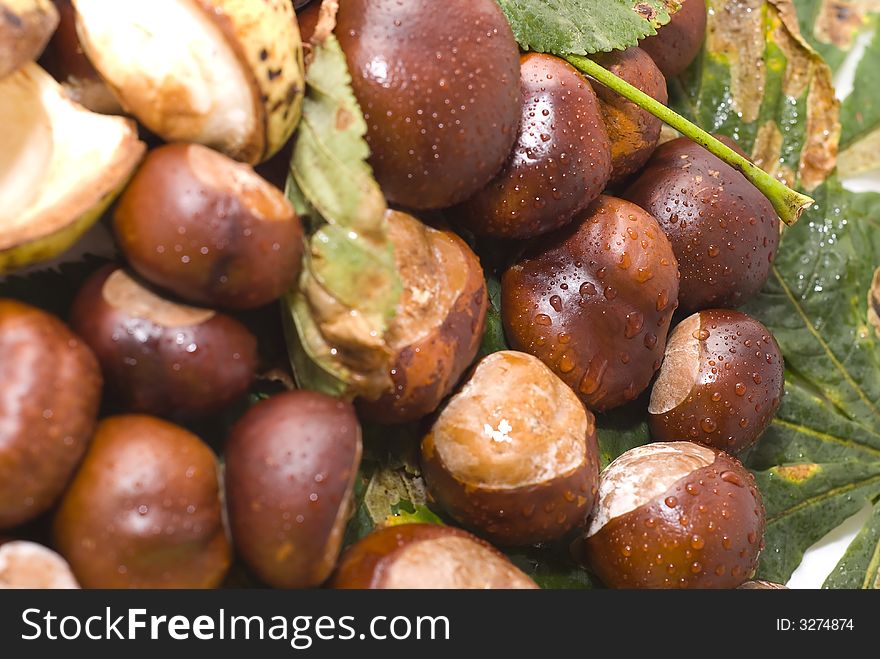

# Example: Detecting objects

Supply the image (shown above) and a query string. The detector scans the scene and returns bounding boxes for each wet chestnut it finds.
[53,415,231,588]
[356,210,487,424]
[330,524,538,589]
[69,265,257,419]
[649,309,784,454]
[591,47,668,185]
[114,143,303,310]
[624,136,780,312]
[453,53,611,239]
[640,0,708,78]
[583,442,765,589]
[0,540,79,589]
[502,195,679,412]
[224,391,362,589]
[335,0,521,209]
[421,351,599,545]
[0,299,102,529]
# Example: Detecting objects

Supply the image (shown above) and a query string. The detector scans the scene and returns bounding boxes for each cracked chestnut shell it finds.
[330,524,538,589]
[224,391,362,589]
[640,0,708,78]
[502,195,679,412]
[422,351,599,546]
[69,265,257,419]
[356,210,488,424]
[53,415,231,588]
[335,0,521,209]
[114,143,303,310]
[0,299,101,529]
[624,136,780,312]
[649,309,784,454]
[452,52,611,239]
[583,441,765,589]
[591,46,667,185]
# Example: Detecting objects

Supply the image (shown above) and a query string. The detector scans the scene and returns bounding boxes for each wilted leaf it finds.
[497,0,679,55]
[838,22,880,175]
[672,0,840,190]
[792,0,880,71]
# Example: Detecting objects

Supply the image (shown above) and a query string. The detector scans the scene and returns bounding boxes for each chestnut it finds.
[502,195,679,412]
[0,540,79,589]
[53,415,231,588]
[421,351,599,546]
[583,442,765,589]
[224,391,361,588]
[591,47,668,185]
[69,265,257,419]
[356,210,488,424]
[330,524,538,589]
[452,53,612,239]
[640,0,708,78]
[0,299,102,529]
[624,136,780,312]
[335,0,521,209]
[649,309,784,454]
[114,143,303,310]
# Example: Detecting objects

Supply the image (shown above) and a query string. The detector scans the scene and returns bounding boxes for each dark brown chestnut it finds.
[356,210,488,424]
[53,415,231,588]
[502,195,679,412]
[583,441,765,589]
[0,540,79,588]
[422,351,599,546]
[69,265,257,419]
[224,391,362,588]
[640,0,708,78]
[0,299,102,529]
[114,143,303,310]
[452,52,612,239]
[649,309,784,454]
[591,46,668,185]
[330,524,538,589]
[335,0,521,209]
[624,136,780,312]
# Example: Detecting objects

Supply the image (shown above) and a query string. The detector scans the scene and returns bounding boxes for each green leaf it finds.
[671,0,840,190]
[838,21,880,176]
[823,497,880,588]
[477,275,509,358]
[496,0,678,56]
[792,0,880,72]
[284,35,402,400]
[595,397,651,470]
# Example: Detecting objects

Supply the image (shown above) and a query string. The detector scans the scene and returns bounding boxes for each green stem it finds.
[566,55,814,226]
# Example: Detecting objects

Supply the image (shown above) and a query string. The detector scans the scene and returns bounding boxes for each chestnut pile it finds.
[0,0,787,590]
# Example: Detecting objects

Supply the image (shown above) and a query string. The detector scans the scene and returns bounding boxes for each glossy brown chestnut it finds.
[649,309,784,454]
[53,415,231,588]
[640,0,708,78]
[0,540,79,588]
[335,0,521,209]
[421,351,599,545]
[114,143,303,310]
[224,391,362,589]
[591,46,668,185]
[452,53,611,239]
[330,524,538,589]
[583,442,765,589]
[0,299,102,529]
[356,210,488,424]
[624,136,780,312]
[502,195,679,412]
[69,265,257,419]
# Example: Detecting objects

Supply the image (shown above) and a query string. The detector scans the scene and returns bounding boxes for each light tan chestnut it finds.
[0,540,79,589]
[72,0,304,164]
[53,415,231,589]
[421,351,599,546]
[0,0,58,79]
[583,442,765,589]
[330,524,538,589]
[649,309,784,454]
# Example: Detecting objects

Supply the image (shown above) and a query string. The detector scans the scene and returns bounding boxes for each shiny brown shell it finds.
[502,195,680,412]
[640,0,708,78]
